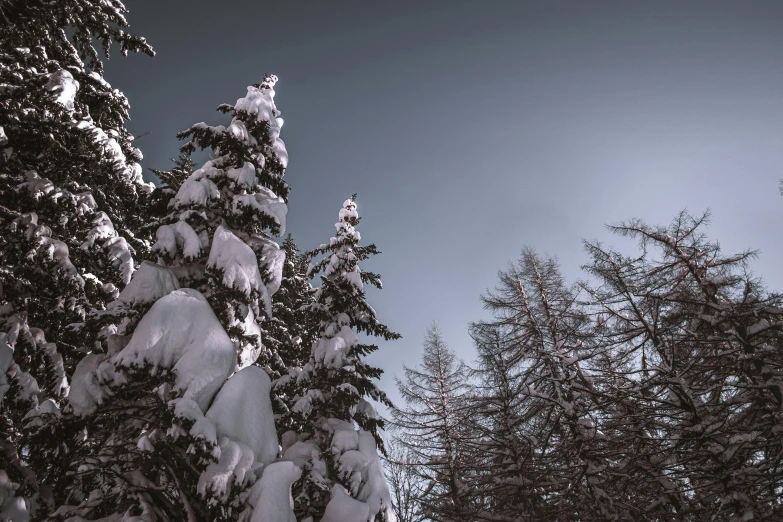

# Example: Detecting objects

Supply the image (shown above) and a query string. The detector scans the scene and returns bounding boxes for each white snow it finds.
[103,236,134,285]
[237,307,263,370]
[154,221,202,260]
[68,353,112,417]
[247,235,286,299]
[226,161,257,189]
[207,226,263,298]
[173,171,220,208]
[113,289,236,412]
[46,69,79,111]
[356,430,396,522]
[22,398,61,428]
[320,485,370,522]
[0,469,28,522]
[282,441,320,465]
[232,187,288,235]
[231,77,288,168]
[198,436,255,502]
[248,461,302,522]
[0,339,13,407]
[117,261,180,306]
[81,212,115,248]
[205,366,279,466]
[313,325,358,370]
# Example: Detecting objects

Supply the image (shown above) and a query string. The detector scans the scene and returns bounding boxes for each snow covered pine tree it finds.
[60,75,291,520]
[0,1,153,520]
[280,196,400,522]
[268,235,319,437]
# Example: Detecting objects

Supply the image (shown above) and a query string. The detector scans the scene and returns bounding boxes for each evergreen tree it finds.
[152,72,290,373]
[0,2,152,519]
[151,149,196,193]
[393,324,479,522]
[56,75,292,521]
[269,235,318,436]
[287,196,399,522]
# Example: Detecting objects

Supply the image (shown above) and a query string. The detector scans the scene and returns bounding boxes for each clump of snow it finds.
[81,212,115,248]
[0,469,29,522]
[226,161,257,189]
[356,430,396,522]
[330,423,359,455]
[248,461,302,522]
[282,441,320,466]
[117,261,180,306]
[232,187,287,235]
[113,288,235,412]
[313,325,359,370]
[46,69,79,111]
[12,212,81,282]
[23,399,61,429]
[207,226,263,298]
[198,437,255,502]
[173,169,220,208]
[231,76,288,168]
[205,365,279,466]
[154,221,202,260]
[321,485,370,522]
[260,239,285,297]
[0,339,13,407]
[20,170,54,197]
[104,236,134,285]
[237,308,263,371]
[338,450,370,495]
[68,353,112,416]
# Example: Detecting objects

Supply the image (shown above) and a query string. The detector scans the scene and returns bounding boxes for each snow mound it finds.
[321,485,370,522]
[113,289,235,412]
[313,326,358,369]
[154,221,202,260]
[356,430,396,522]
[205,365,279,465]
[198,436,255,502]
[207,226,263,298]
[226,161,257,189]
[69,354,113,416]
[118,261,180,306]
[260,239,286,297]
[0,339,13,407]
[46,69,79,111]
[282,441,320,465]
[0,469,29,522]
[104,236,134,285]
[174,171,220,208]
[248,461,301,522]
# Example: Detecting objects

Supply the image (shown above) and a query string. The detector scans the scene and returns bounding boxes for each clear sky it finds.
[108,0,783,410]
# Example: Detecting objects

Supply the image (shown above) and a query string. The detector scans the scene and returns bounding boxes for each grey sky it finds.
[108,0,783,409]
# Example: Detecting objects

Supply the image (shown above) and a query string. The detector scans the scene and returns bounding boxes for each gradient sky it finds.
[107,0,783,410]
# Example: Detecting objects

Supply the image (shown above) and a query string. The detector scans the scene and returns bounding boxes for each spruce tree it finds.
[152,72,290,373]
[0,2,153,519]
[269,235,318,436]
[56,75,292,521]
[287,196,399,522]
